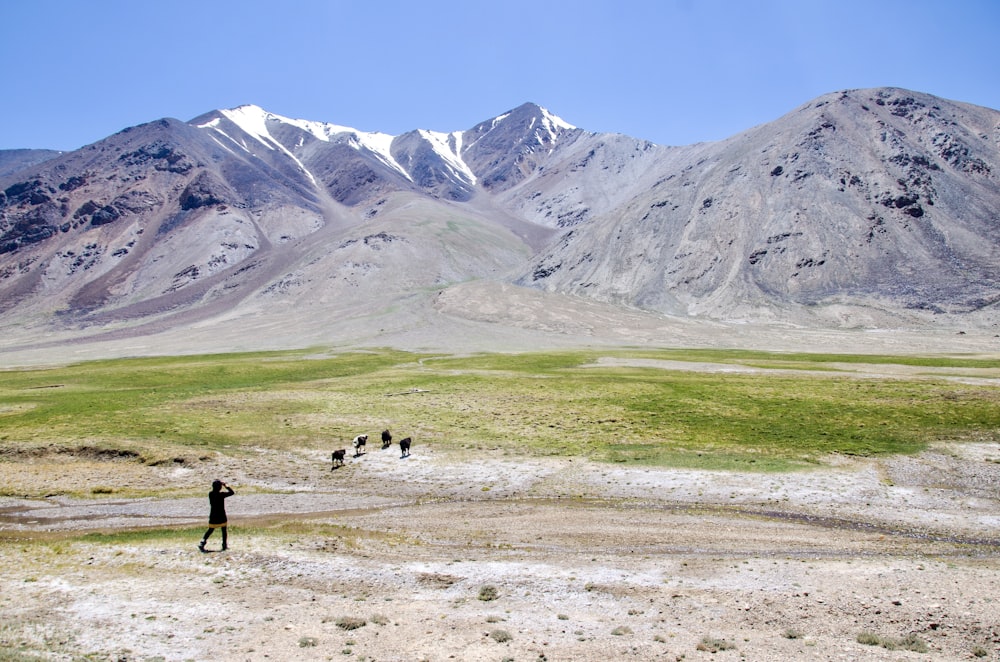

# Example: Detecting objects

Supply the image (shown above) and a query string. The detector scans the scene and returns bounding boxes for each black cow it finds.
[352,434,368,456]
[331,449,346,469]
[381,429,392,449]
[399,436,412,458]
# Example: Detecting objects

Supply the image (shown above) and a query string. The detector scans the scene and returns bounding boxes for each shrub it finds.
[298,636,318,647]
[335,617,366,631]
[489,629,513,643]
[897,633,928,653]
[857,631,884,647]
[697,636,736,652]
[478,585,499,602]
[857,631,927,652]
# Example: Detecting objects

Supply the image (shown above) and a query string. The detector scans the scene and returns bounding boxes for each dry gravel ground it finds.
[2,440,999,662]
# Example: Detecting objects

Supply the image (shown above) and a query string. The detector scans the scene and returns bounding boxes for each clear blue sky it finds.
[2,0,998,151]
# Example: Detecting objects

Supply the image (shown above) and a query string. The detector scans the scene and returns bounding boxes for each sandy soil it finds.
[2,438,999,662]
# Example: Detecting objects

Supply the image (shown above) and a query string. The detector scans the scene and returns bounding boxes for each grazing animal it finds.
[399,436,412,458]
[381,429,392,449]
[331,449,346,469]
[352,434,368,456]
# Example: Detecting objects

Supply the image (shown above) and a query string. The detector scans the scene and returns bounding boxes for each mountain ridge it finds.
[1,88,998,362]
[517,88,1000,324]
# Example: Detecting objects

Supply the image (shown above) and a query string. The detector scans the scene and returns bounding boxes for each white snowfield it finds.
[197,103,575,188]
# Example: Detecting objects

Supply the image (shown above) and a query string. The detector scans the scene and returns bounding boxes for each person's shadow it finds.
[199,546,228,553]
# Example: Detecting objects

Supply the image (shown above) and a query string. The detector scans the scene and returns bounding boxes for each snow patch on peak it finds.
[539,106,575,132]
[348,131,411,181]
[270,114,399,156]
[199,105,411,182]
[205,106,318,186]
[238,109,410,181]
[489,113,512,130]
[531,107,575,147]
[215,105,275,146]
[418,130,477,184]
[196,102,576,188]
[475,104,575,148]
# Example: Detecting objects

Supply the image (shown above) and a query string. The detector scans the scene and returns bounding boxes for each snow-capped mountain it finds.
[0,89,998,359]
[186,101,579,206]
[197,105,411,184]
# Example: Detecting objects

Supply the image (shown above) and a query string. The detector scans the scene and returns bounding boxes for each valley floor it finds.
[2,441,999,661]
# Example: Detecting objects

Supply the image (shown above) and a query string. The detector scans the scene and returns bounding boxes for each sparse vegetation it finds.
[0,648,51,662]
[697,636,736,652]
[0,348,996,487]
[856,631,928,652]
[488,629,512,643]
[0,346,993,661]
[335,617,366,631]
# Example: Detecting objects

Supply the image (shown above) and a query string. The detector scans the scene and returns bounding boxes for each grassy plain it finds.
[1,347,998,477]
[2,348,1000,661]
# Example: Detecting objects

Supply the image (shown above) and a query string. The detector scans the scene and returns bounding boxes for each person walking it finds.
[199,479,234,552]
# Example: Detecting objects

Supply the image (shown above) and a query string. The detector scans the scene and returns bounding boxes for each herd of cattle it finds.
[331,429,411,469]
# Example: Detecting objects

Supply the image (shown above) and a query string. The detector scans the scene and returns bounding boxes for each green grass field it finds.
[1,348,998,472]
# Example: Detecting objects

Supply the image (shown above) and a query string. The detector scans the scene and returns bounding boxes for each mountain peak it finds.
[201,104,372,143]
[4,88,998,353]
[485,102,576,136]
[514,102,576,131]
[456,103,578,192]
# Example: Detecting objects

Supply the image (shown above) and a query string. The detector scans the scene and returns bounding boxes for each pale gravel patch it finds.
[2,441,999,660]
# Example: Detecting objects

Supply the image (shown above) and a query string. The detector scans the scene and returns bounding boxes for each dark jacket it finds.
[208,486,235,525]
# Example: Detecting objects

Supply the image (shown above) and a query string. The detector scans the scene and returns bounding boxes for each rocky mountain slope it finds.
[0,88,997,360]
[520,89,1000,328]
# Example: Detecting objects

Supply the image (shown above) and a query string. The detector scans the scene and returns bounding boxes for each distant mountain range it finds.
[0,149,63,178]
[1,88,998,358]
